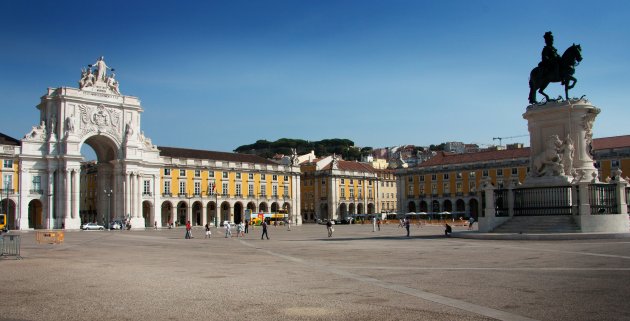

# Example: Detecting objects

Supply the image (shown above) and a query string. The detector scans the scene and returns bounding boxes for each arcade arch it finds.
[28,199,44,229]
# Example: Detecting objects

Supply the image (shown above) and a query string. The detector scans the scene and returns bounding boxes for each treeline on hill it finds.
[234,138,373,161]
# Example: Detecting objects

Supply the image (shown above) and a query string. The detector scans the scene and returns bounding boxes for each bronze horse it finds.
[529,44,582,104]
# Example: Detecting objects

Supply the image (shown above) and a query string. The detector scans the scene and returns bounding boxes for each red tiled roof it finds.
[158,146,277,165]
[322,160,376,172]
[0,132,20,146]
[417,148,531,167]
[592,135,630,150]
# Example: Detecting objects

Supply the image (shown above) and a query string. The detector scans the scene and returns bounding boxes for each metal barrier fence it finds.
[589,184,617,214]
[36,231,65,244]
[1,234,22,259]
[494,189,509,217]
[513,185,573,216]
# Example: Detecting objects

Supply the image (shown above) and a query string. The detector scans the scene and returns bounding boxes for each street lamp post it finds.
[104,189,112,227]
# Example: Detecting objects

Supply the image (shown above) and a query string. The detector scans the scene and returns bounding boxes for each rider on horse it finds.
[539,31,561,82]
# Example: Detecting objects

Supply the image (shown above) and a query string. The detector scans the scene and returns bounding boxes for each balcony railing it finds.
[0,189,15,195]
[30,189,43,194]
[162,193,171,197]
[143,192,153,197]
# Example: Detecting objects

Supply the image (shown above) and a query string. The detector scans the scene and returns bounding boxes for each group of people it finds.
[179,219,274,240]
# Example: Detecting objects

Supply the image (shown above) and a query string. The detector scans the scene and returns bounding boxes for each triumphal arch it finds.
[19,57,162,230]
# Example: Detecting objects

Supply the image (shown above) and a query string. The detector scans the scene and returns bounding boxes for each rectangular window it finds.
[260,184,266,196]
[236,172,241,179]
[408,176,413,182]
[143,180,151,195]
[350,179,353,184]
[164,181,171,194]
[341,178,345,184]
[249,173,254,180]
[261,174,266,180]
[32,175,42,191]
[194,182,201,195]
[612,160,620,168]
[444,183,450,194]
[164,168,171,176]
[443,173,449,180]
[431,184,437,195]
[179,181,186,195]
[283,185,289,197]
[284,175,288,181]
[3,160,13,168]
[194,169,200,177]
[2,174,12,189]
[456,182,463,193]
[469,172,476,178]
[341,187,345,198]
[179,169,186,177]
[222,172,228,179]
[208,182,215,195]
[512,168,518,175]
[497,169,503,176]
[222,183,228,195]
[248,184,254,196]
[419,185,425,195]
[408,185,413,195]
[469,181,476,192]
[368,189,372,198]
[349,188,354,199]
[419,175,425,182]
[368,181,372,186]
[358,188,362,198]
[208,171,215,178]
[482,170,489,177]
[272,185,278,196]
[431,174,437,181]
[272,175,277,181]
[358,180,362,185]
[235,183,241,196]
[321,179,325,185]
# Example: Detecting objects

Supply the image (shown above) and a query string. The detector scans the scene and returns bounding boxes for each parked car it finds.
[81,222,105,230]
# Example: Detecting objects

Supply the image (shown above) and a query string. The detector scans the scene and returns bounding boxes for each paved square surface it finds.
[1,223,629,321]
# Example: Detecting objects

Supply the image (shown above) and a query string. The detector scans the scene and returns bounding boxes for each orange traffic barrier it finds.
[36,231,65,244]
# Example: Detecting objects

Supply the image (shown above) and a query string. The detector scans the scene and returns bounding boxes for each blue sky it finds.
[1,0,629,155]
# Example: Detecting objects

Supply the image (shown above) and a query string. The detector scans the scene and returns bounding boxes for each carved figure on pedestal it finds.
[79,67,96,89]
[532,135,564,177]
[49,114,57,137]
[106,73,121,94]
[560,134,575,176]
[290,148,299,166]
[90,56,113,82]
[528,32,583,104]
[64,116,75,137]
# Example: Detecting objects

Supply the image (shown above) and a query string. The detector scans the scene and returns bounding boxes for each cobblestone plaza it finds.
[2,224,629,320]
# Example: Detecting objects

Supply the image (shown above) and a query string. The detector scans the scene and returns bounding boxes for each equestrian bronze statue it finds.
[529,32,582,104]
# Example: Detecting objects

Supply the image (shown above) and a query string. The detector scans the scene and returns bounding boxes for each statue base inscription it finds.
[523,99,600,186]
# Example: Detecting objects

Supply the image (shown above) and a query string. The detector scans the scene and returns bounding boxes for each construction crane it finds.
[492,135,528,147]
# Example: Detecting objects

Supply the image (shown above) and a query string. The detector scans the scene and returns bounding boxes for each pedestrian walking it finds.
[204,223,211,238]
[398,219,404,228]
[404,217,410,237]
[225,222,232,238]
[326,220,334,237]
[244,219,249,234]
[377,218,381,231]
[185,220,192,239]
[444,223,452,237]
[287,219,291,231]
[154,221,158,230]
[261,220,269,240]
[468,216,475,230]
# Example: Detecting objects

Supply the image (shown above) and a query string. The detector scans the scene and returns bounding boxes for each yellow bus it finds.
[0,213,6,232]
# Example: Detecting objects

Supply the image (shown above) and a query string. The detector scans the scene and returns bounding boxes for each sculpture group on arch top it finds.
[79,56,120,94]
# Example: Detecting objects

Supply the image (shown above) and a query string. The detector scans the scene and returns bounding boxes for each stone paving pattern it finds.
[1,223,629,321]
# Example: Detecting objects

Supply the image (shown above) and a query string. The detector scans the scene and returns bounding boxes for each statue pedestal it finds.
[523,99,600,186]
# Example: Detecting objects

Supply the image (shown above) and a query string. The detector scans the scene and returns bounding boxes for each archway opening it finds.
[234,202,243,224]
[142,201,153,227]
[220,202,230,224]
[207,202,216,226]
[177,201,187,225]
[28,199,44,229]
[79,134,118,228]
[161,201,173,226]
[192,201,202,226]
[1,199,17,230]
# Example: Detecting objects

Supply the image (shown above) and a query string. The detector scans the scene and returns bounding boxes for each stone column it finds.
[18,168,28,230]
[64,168,71,226]
[47,172,55,229]
[201,203,207,226]
[124,171,131,219]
